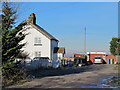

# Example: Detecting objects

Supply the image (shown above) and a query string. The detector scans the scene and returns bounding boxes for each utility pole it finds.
[84,27,86,55]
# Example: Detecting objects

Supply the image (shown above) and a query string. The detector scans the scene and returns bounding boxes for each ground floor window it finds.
[35,51,41,57]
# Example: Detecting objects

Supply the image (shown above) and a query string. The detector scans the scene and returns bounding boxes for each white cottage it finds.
[19,13,65,61]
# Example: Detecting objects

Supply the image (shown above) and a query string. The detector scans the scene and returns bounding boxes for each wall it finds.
[51,40,58,60]
[106,55,116,64]
[74,54,84,57]
[22,58,49,70]
[21,58,60,70]
[89,54,107,63]
[57,53,64,60]
[20,24,51,61]
[106,55,116,60]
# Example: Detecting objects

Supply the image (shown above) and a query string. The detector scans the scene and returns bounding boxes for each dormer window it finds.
[34,37,42,46]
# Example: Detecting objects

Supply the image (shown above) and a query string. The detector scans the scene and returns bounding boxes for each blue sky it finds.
[17,2,118,57]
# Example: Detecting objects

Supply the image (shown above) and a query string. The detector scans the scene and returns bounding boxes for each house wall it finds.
[20,24,51,61]
[57,53,64,60]
[51,40,58,60]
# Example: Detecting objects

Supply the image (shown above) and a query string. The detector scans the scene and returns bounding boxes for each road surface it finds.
[7,64,119,88]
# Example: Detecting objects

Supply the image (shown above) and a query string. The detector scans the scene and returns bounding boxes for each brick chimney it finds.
[28,13,36,24]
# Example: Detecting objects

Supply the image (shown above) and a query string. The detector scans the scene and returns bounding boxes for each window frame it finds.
[35,51,41,57]
[34,37,42,46]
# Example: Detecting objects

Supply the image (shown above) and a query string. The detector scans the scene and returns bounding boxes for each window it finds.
[94,56,101,59]
[34,37,41,44]
[35,51,41,57]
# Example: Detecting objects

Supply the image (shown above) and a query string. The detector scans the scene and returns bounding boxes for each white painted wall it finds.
[20,24,51,60]
[51,40,58,60]
[57,53,64,60]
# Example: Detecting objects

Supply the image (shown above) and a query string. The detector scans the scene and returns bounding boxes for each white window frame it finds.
[35,51,41,57]
[34,37,41,44]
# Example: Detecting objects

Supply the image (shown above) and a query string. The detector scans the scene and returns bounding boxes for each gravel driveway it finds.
[7,64,119,88]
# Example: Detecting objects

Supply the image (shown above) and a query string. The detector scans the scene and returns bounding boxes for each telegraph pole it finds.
[84,27,86,55]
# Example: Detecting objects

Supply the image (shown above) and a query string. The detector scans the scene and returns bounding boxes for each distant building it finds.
[54,47,65,60]
[74,54,84,57]
[87,52,106,63]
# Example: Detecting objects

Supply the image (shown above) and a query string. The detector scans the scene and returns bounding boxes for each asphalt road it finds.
[7,64,119,88]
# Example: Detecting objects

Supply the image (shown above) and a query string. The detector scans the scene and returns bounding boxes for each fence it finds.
[18,58,60,70]
[52,60,60,68]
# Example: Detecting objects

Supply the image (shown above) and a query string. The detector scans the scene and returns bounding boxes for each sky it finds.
[16,2,118,57]
[9,0,120,2]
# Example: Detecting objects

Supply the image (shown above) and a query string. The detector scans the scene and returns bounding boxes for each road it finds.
[7,64,119,88]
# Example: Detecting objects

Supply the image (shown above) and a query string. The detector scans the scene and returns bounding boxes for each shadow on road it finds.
[28,64,107,79]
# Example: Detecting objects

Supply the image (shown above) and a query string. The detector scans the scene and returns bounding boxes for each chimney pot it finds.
[28,13,36,24]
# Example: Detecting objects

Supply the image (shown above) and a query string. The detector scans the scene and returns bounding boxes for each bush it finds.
[2,60,28,87]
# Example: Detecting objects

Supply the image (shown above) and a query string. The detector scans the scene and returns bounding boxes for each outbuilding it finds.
[87,52,107,63]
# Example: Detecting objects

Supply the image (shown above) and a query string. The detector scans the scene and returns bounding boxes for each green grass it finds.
[110,76,120,84]
[114,65,120,70]
[14,79,28,85]
[2,78,31,87]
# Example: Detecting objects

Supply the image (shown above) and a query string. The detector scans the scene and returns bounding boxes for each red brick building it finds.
[74,52,119,64]
[106,55,120,64]
[74,54,84,57]
[87,52,107,63]
[106,55,116,60]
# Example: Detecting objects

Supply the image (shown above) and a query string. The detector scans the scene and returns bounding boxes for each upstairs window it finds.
[34,37,42,45]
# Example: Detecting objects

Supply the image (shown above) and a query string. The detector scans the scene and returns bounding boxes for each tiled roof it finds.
[30,23,58,41]
[23,20,58,41]
[54,47,65,54]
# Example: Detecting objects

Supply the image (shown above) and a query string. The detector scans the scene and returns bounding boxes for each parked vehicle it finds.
[93,56,103,64]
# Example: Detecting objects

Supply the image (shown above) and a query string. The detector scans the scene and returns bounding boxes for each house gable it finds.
[20,24,51,59]
[20,13,59,60]
[23,13,58,42]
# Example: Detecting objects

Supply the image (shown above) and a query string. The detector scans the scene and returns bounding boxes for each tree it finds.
[110,37,120,55]
[2,2,17,30]
[1,2,27,87]
[115,39,120,55]
[2,2,27,63]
